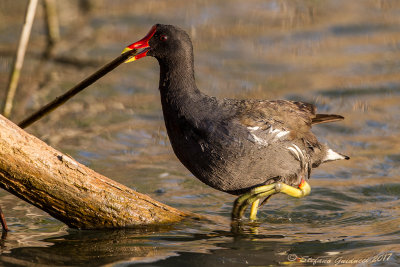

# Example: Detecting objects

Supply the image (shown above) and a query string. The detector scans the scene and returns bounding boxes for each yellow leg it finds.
[231,180,311,221]
[276,180,311,198]
[249,199,260,221]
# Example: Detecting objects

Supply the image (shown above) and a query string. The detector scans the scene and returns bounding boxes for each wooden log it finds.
[0,115,192,229]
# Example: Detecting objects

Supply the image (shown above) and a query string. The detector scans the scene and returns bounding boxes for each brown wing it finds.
[234,99,316,139]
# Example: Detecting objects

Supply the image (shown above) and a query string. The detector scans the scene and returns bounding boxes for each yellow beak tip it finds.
[121,47,132,54]
[122,47,136,63]
[124,57,136,63]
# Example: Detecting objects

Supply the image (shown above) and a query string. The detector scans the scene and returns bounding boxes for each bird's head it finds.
[122,24,193,63]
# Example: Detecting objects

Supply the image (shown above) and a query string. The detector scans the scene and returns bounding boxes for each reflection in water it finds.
[1,229,174,266]
[1,0,400,265]
[2,225,400,266]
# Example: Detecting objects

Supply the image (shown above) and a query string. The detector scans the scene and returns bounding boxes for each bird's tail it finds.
[312,114,344,125]
[323,148,350,162]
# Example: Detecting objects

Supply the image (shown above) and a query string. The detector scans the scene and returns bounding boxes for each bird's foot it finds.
[231,184,277,221]
[231,180,311,221]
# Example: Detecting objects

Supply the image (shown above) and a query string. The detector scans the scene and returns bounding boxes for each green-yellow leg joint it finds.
[233,188,276,220]
[276,180,311,198]
[232,184,276,220]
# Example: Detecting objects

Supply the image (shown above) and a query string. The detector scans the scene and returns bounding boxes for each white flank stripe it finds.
[269,127,290,138]
[247,126,290,146]
[250,133,269,146]
[247,126,260,131]
[288,146,301,161]
[292,144,302,155]
[276,130,290,138]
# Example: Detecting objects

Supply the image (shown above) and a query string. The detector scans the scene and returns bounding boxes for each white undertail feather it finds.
[324,148,348,162]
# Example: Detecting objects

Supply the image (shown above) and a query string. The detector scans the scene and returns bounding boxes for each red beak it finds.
[122,25,157,63]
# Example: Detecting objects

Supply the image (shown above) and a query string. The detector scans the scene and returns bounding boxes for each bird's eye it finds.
[160,35,168,41]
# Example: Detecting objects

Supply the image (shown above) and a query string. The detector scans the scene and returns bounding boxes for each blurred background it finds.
[1,0,400,265]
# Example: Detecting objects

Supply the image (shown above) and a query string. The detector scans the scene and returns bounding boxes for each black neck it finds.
[156,53,200,100]
[156,54,213,124]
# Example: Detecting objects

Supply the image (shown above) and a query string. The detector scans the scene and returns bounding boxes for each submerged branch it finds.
[18,50,137,129]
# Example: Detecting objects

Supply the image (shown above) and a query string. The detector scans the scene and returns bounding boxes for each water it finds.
[1,0,400,265]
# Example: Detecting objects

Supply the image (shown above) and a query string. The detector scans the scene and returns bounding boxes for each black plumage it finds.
[126,24,349,196]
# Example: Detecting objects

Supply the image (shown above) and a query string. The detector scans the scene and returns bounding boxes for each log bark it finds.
[0,115,192,229]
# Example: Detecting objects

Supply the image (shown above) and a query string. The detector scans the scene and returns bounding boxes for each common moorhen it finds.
[122,24,349,220]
